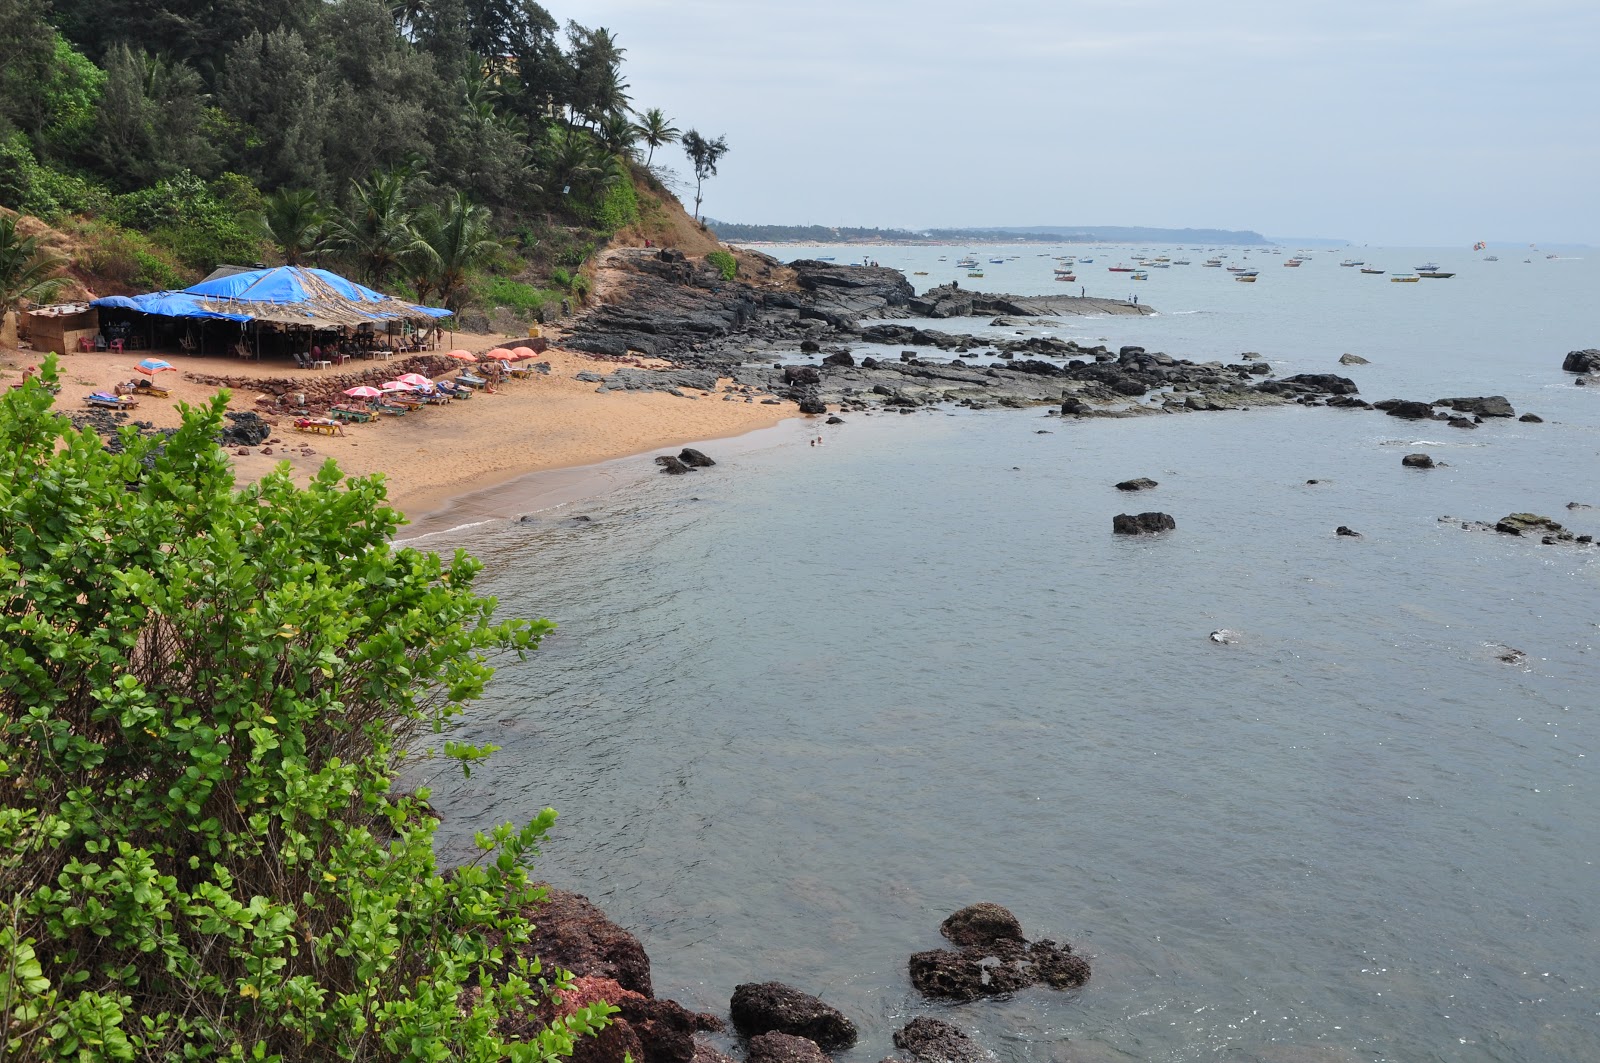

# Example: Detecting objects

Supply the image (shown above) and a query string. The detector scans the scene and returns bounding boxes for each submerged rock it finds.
[1339,353,1370,365]
[892,1018,990,1063]
[656,455,692,474]
[1336,526,1362,537]
[1402,453,1435,469]
[1435,395,1515,418]
[1114,477,1159,491]
[908,906,1089,1002]
[678,448,716,467]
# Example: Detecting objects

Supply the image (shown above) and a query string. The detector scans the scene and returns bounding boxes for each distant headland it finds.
[707,220,1274,246]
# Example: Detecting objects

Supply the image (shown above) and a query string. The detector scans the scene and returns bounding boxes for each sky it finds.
[560,0,1600,245]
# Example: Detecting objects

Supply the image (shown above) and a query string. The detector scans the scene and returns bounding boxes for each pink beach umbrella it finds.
[445,349,478,362]
[380,380,418,392]
[484,348,515,361]
[135,358,176,375]
[396,372,433,387]
[510,346,536,360]
[343,385,383,399]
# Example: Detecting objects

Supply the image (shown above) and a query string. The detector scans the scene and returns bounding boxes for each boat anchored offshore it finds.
[1360,267,1386,274]
[1391,274,1420,283]
[1234,271,1259,282]
[1419,271,1455,279]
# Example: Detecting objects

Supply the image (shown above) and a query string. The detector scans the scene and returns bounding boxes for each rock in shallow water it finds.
[1115,477,1159,491]
[1112,511,1175,535]
[1402,453,1435,469]
[892,1017,990,1063]
[746,1033,830,1063]
[729,983,857,1051]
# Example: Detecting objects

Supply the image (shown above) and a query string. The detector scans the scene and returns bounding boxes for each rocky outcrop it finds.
[524,888,654,996]
[892,1018,989,1063]
[1435,395,1514,418]
[746,1033,830,1063]
[729,983,857,1051]
[1377,399,1436,419]
[1115,477,1159,492]
[908,905,1089,1002]
[678,448,716,467]
[1561,349,1600,373]
[656,455,691,474]
[1336,526,1362,537]
[1339,353,1369,365]
[1402,453,1435,468]
[565,249,761,357]
[1113,512,1176,535]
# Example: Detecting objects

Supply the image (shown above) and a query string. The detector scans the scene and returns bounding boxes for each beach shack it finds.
[22,303,100,355]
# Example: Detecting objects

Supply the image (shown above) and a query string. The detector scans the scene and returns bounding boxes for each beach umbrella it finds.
[510,346,536,360]
[135,358,176,375]
[343,385,383,399]
[445,349,477,361]
[485,348,515,361]
[380,380,418,391]
[396,372,433,387]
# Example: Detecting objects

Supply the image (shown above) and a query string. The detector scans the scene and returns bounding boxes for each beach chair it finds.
[85,392,137,410]
[374,401,409,416]
[456,372,488,389]
[435,381,470,399]
[293,417,345,436]
[329,404,374,423]
[133,381,170,399]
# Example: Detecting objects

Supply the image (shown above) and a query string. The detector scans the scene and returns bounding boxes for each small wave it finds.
[392,517,498,545]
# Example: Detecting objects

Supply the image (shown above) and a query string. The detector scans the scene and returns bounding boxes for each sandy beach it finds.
[2,335,796,525]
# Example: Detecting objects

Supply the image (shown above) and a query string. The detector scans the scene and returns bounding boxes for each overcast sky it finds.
[561,0,1599,245]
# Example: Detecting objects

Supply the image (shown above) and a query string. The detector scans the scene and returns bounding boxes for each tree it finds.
[680,129,728,224]
[0,364,615,1060]
[596,111,638,160]
[413,190,500,309]
[95,44,219,190]
[540,127,610,201]
[325,168,431,287]
[220,28,328,193]
[256,188,328,265]
[0,216,65,318]
[632,107,679,168]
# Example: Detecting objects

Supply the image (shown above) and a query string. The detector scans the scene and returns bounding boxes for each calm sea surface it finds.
[417,245,1598,1063]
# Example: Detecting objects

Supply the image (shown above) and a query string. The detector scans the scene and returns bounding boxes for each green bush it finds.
[0,134,110,220]
[549,267,572,291]
[68,219,191,290]
[582,179,637,234]
[0,367,614,1061]
[706,249,737,281]
[109,172,267,273]
[479,276,549,317]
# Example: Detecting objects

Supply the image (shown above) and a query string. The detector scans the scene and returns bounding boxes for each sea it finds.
[410,244,1598,1063]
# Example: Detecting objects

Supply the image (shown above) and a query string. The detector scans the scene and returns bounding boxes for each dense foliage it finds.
[0,360,613,1060]
[0,0,726,314]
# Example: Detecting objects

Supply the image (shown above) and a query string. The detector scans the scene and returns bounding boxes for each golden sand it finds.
[5,334,796,524]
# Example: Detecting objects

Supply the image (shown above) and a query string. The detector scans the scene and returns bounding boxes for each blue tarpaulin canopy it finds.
[92,266,451,328]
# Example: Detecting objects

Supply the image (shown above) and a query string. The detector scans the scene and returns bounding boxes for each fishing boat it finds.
[989,257,1006,264]
[1172,259,1191,265]
[967,271,984,278]
[1108,264,1136,272]
[1339,259,1364,267]
[955,256,979,268]
[1151,262,1170,268]
[1360,267,1386,274]
[1234,272,1258,282]
[1078,257,1094,263]
[1413,262,1439,272]
[1419,271,1455,279]
[1130,271,1149,280]
[1203,259,1223,267]
[1226,264,1250,273]
[816,256,835,262]
[912,271,929,275]
[1055,273,1077,282]
[1483,255,1499,262]
[1391,274,1420,283]
[1283,258,1303,267]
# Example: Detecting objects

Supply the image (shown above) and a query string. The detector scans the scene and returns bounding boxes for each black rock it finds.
[825,416,844,424]
[656,455,691,474]
[1115,477,1159,492]
[1112,512,1175,535]
[1381,400,1436,419]
[1336,526,1362,537]
[678,448,716,467]
[799,340,821,353]
[940,903,1025,948]
[1402,453,1435,468]
[1519,413,1543,423]
[1561,348,1600,373]
[729,983,858,1051]
[784,366,821,386]
[821,351,855,367]
[1435,395,1514,418]
[892,1019,987,1063]
[1339,353,1370,365]
[1447,417,1477,429]
[798,397,828,415]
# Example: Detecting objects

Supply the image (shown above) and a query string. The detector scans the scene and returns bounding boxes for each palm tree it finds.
[0,216,65,320]
[542,127,610,200]
[632,107,680,168]
[414,192,500,311]
[255,189,327,266]
[597,111,638,160]
[324,170,430,289]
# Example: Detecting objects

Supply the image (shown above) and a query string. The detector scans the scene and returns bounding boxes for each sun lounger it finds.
[435,381,470,399]
[374,401,410,416]
[293,417,345,436]
[455,373,488,389]
[329,404,374,423]
[85,392,137,410]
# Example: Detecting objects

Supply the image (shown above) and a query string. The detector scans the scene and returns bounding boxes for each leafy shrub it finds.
[706,249,737,281]
[479,275,548,317]
[0,134,110,220]
[111,172,266,272]
[549,267,572,290]
[582,179,638,234]
[68,218,191,290]
[0,370,614,1061]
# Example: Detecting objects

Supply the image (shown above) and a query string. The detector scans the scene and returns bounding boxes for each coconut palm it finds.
[325,170,430,289]
[632,107,680,168]
[0,215,65,319]
[256,189,327,266]
[597,111,638,160]
[542,127,610,200]
[413,192,500,311]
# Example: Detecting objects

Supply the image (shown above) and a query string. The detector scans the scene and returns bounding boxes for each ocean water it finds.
[417,246,1598,1063]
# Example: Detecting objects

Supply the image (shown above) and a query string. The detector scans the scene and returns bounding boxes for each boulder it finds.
[892,1018,988,1063]
[940,903,1025,948]
[1401,453,1435,469]
[1519,412,1543,423]
[656,455,692,474]
[747,1033,830,1063]
[1495,513,1566,537]
[1561,348,1600,373]
[784,366,821,386]
[1434,395,1514,418]
[729,983,858,1050]
[1446,417,1477,430]
[1115,477,1159,492]
[821,351,856,367]
[1336,526,1362,537]
[825,416,845,424]
[1339,353,1370,365]
[1112,512,1176,535]
[678,448,716,468]
[798,397,828,415]
[1380,400,1436,419]
[799,340,821,353]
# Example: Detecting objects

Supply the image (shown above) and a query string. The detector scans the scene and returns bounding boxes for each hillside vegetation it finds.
[0,0,732,325]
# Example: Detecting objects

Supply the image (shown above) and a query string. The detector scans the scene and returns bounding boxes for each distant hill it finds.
[708,221,1271,245]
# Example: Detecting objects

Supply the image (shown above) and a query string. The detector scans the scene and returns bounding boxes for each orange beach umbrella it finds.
[445,349,477,361]
[510,346,535,360]
[484,348,515,361]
